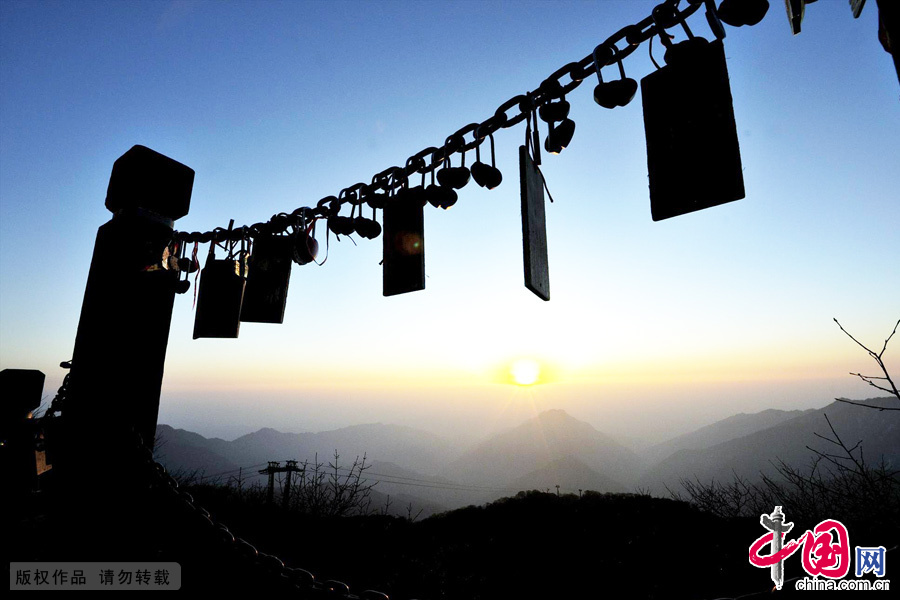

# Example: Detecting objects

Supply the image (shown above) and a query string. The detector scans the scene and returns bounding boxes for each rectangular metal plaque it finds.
[192,258,246,338]
[519,145,550,301]
[383,195,425,296]
[240,234,292,324]
[641,39,745,221]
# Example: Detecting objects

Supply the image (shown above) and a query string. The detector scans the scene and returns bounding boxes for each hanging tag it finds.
[240,234,292,324]
[519,145,550,301]
[192,244,247,339]
[641,39,744,221]
[382,189,425,296]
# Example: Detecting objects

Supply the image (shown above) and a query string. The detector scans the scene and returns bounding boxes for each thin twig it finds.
[834,318,900,406]
[834,398,898,411]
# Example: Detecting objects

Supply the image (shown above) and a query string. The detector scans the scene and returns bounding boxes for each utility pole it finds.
[259,460,303,507]
[260,461,281,505]
[282,460,300,509]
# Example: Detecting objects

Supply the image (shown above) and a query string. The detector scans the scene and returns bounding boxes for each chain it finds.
[42,366,386,597]
[173,0,708,247]
[129,429,389,598]
[42,360,72,417]
[50,1,714,593]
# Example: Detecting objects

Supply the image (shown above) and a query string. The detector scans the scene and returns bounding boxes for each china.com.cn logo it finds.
[748,506,888,591]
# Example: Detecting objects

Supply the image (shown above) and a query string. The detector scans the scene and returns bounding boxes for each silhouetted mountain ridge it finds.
[638,397,899,493]
[156,398,898,511]
[645,407,815,463]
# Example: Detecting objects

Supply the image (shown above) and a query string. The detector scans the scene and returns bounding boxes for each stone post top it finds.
[105,145,194,220]
[0,368,46,417]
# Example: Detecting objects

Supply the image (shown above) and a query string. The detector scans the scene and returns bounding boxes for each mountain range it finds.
[154,397,899,515]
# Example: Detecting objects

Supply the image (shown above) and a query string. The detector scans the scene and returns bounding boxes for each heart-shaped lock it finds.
[538,99,570,123]
[716,0,769,27]
[663,36,710,66]
[544,118,576,155]
[471,161,503,189]
[471,130,503,190]
[424,183,441,208]
[329,215,355,236]
[425,184,457,209]
[353,216,376,239]
[436,166,470,190]
[593,44,637,109]
[366,219,382,239]
[363,178,389,210]
[593,81,622,109]
[292,220,318,265]
[436,136,471,190]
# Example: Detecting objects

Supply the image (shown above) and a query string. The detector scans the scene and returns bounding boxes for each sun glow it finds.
[511,359,540,386]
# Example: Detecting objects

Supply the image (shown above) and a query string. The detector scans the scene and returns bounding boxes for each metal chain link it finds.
[44,361,72,417]
[173,0,707,246]
[43,371,388,598]
[129,428,389,598]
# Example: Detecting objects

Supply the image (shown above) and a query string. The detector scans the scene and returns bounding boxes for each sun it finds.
[511,359,540,386]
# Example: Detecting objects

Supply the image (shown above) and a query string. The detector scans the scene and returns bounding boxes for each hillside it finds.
[155,422,456,476]
[644,407,814,464]
[639,397,900,493]
[508,455,626,494]
[445,409,641,487]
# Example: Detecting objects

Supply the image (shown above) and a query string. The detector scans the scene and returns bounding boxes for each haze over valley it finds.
[155,396,899,517]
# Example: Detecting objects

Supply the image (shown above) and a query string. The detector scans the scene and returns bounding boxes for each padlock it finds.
[593,45,638,109]
[544,116,576,155]
[538,98,570,123]
[363,177,389,210]
[641,38,744,221]
[423,151,458,209]
[716,0,769,27]
[353,214,381,239]
[292,220,319,266]
[192,243,247,339]
[471,130,503,190]
[435,137,470,190]
[240,233,292,324]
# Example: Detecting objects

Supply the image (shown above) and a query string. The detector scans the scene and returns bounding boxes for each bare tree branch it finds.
[833,318,900,408]
[834,398,898,411]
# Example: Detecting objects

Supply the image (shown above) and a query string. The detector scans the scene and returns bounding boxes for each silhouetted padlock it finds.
[471,130,503,190]
[593,45,638,109]
[717,0,769,27]
[436,138,471,191]
[192,245,247,338]
[641,38,744,221]
[240,234,292,324]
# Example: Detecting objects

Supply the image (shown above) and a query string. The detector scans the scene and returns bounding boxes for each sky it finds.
[1,0,898,448]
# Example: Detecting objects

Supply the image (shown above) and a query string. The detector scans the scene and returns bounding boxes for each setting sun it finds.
[511,359,540,386]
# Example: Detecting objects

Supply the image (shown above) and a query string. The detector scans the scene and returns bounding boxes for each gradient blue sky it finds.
[1,0,897,446]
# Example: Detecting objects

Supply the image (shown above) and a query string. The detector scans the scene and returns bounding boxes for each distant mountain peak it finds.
[535,408,576,422]
[446,408,640,487]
